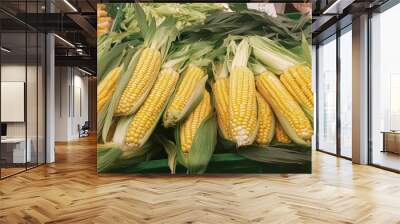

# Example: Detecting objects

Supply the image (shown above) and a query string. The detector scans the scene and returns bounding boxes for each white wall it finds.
[54,67,89,141]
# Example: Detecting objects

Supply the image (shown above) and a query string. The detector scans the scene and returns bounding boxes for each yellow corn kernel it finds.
[125,68,179,147]
[256,71,313,144]
[180,91,212,153]
[275,122,292,144]
[212,78,231,140]
[255,93,275,145]
[229,67,258,146]
[115,48,162,116]
[164,65,205,124]
[280,65,313,117]
[97,66,122,113]
[97,4,106,10]
[97,10,107,18]
[296,65,312,88]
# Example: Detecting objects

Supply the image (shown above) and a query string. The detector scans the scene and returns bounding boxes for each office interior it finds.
[0,0,96,179]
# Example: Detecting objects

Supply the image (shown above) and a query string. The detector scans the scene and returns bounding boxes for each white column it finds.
[46,32,55,163]
[352,14,369,164]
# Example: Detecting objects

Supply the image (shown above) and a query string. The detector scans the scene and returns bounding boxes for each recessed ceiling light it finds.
[1,47,11,53]
[323,0,343,14]
[54,34,75,48]
[77,67,93,76]
[63,0,78,12]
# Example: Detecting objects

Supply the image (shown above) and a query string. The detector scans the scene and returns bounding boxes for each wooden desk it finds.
[381,131,400,154]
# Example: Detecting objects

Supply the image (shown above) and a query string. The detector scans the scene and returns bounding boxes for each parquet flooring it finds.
[0,136,400,223]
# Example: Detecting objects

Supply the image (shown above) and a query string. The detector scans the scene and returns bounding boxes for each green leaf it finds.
[101,47,143,143]
[98,42,129,82]
[112,151,311,174]
[155,134,177,174]
[187,114,217,174]
[98,138,161,173]
[237,145,310,165]
[228,3,248,12]
[107,3,123,18]
[133,3,148,39]
[97,145,122,173]
[175,113,218,174]
[111,3,125,33]
[301,32,311,66]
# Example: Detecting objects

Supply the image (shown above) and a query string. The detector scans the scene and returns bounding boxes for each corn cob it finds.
[115,48,162,116]
[180,91,212,153]
[124,68,179,148]
[229,66,258,146]
[97,4,112,36]
[212,77,231,140]
[275,122,292,144]
[255,69,313,145]
[255,92,275,145]
[163,64,207,127]
[97,66,122,113]
[228,39,258,147]
[280,65,313,119]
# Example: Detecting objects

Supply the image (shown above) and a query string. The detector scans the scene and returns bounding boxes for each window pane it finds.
[340,29,352,158]
[371,4,400,171]
[318,37,337,154]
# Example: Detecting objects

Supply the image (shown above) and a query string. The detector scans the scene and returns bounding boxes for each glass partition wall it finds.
[0,2,46,179]
[316,26,353,159]
[370,3,400,171]
[317,35,337,155]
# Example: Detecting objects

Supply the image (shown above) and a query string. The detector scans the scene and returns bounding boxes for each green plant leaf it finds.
[237,145,310,164]
[101,47,143,143]
[155,134,177,174]
[228,3,248,12]
[186,114,218,174]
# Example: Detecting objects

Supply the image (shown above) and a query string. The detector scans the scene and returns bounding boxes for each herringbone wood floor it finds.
[0,136,399,224]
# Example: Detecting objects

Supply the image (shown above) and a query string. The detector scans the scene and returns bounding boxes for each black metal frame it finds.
[0,0,47,180]
[315,23,353,161]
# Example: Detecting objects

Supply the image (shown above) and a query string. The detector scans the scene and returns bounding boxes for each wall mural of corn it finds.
[97,3,313,174]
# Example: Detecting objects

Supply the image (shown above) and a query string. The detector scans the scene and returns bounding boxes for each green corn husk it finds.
[175,113,218,174]
[97,138,158,173]
[111,145,310,174]
[155,134,177,174]
[100,47,142,143]
[103,44,189,154]
[162,42,214,127]
[117,3,225,32]
[98,41,134,82]
[112,4,178,117]
[289,33,311,67]
[248,35,304,75]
